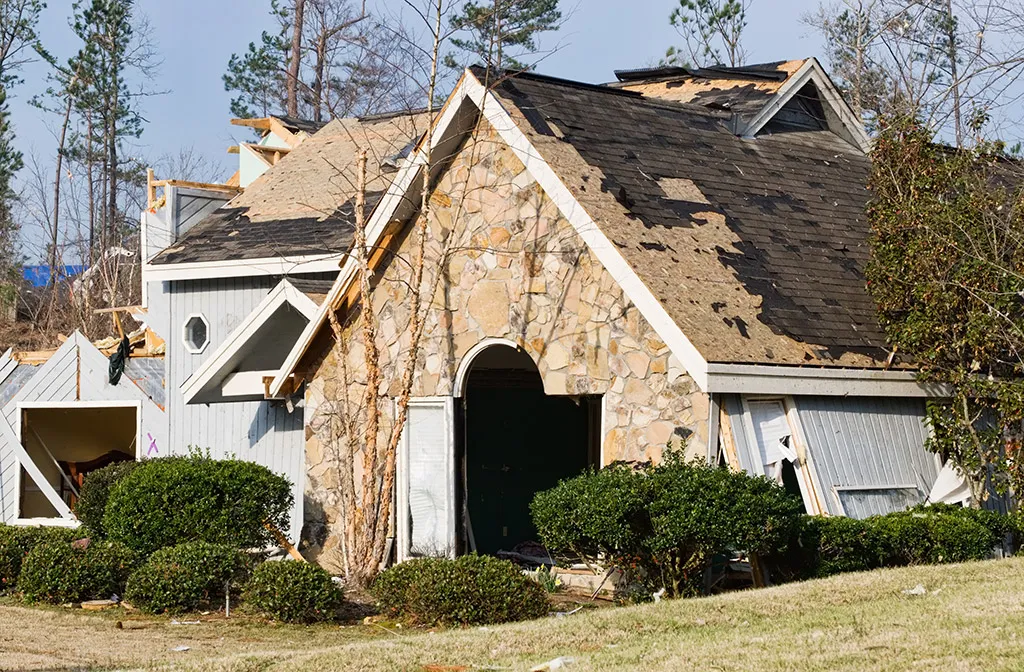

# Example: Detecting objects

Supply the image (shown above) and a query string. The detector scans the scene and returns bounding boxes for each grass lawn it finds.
[3,557,1024,671]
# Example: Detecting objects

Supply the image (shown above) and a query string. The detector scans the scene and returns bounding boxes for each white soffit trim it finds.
[741,58,872,154]
[464,74,712,391]
[142,253,344,283]
[269,74,475,398]
[181,279,320,404]
[705,362,947,397]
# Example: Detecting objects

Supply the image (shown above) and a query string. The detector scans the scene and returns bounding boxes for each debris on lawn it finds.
[553,606,583,618]
[170,619,201,625]
[81,599,118,611]
[115,621,149,630]
[902,584,927,596]
[529,656,575,671]
[171,645,191,652]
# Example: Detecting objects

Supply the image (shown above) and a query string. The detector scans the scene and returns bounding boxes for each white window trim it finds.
[182,312,211,355]
[12,400,143,526]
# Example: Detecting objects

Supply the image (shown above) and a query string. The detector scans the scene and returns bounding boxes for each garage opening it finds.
[19,404,138,520]
[459,345,599,556]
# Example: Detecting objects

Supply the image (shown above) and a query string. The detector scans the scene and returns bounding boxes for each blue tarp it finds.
[22,265,88,287]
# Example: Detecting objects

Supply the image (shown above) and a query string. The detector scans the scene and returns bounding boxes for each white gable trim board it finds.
[269,73,479,398]
[0,333,167,524]
[180,279,320,404]
[143,253,344,283]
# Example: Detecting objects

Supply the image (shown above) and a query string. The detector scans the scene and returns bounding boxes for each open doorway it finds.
[459,345,599,556]
[17,403,139,521]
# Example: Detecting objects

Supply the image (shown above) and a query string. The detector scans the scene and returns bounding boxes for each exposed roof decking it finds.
[488,70,888,368]
[151,112,427,266]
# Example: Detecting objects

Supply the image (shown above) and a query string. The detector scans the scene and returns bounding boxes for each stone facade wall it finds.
[302,121,709,568]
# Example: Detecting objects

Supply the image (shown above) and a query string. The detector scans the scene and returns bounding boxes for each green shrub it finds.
[875,510,994,565]
[19,539,138,604]
[243,561,342,623]
[0,526,80,591]
[804,515,888,577]
[125,542,248,614]
[75,461,139,538]
[532,456,803,598]
[104,455,292,555]
[372,554,550,626]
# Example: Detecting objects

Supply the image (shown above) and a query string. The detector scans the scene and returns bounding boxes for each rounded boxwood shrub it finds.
[19,539,138,604]
[0,526,80,591]
[75,461,140,538]
[532,455,803,598]
[243,561,342,623]
[371,554,550,626]
[125,541,248,614]
[104,455,293,555]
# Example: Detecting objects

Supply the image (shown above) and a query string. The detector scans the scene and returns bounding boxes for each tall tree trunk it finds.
[48,92,73,288]
[312,33,326,123]
[107,59,119,249]
[87,111,95,265]
[287,0,306,118]
[943,0,963,146]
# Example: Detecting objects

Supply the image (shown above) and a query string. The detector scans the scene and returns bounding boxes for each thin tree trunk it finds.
[313,33,326,123]
[87,111,95,265]
[287,0,306,117]
[48,93,73,288]
[943,0,963,146]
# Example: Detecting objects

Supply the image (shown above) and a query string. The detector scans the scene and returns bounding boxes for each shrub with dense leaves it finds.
[372,554,550,626]
[125,541,248,614]
[532,455,803,598]
[19,539,138,604]
[768,505,1008,580]
[243,561,342,623]
[0,526,80,591]
[104,455,292,555]
[75,461,139,538]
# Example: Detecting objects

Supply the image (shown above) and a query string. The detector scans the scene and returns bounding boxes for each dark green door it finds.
[465,384,591,555]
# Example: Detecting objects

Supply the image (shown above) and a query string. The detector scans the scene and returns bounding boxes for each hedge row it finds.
[770,504,1015,580]
[372,555,550,626]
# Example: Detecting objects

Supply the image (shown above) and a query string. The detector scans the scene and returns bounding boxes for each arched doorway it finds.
[457,343,599,556]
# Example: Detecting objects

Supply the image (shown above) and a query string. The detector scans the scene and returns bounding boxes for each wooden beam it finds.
[151,179,242,194]
[264,521,305,561]
[146,168,155,208]
[93,305,146,315]
[227,145,240,154]
[719,405,742,472]
[268,117,301,148]
[230,117,272,130]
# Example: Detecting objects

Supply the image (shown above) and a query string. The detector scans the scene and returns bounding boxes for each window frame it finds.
[182,312,211,354]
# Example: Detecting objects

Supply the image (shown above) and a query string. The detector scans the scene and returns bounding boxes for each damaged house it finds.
[0,59,964,562]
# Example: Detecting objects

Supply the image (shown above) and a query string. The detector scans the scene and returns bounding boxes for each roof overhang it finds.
[180,279,320,404]
[142,253,344,283]
[705,362,948,397]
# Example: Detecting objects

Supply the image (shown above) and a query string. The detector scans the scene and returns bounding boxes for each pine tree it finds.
[443,0,561,71]
[223,0,290,119]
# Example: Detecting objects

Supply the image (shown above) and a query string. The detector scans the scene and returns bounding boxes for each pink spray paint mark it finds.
[147,433,159,456]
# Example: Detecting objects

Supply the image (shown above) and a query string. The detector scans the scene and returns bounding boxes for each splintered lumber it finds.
[151,179,241,194]
[81,599,118,611]
[264,522,306,562]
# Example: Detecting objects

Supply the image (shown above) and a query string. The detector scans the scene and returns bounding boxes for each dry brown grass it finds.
[3,557,1024,671]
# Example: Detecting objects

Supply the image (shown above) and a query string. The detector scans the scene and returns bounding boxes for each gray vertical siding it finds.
[166,274,333,541]
[793,396,941,518]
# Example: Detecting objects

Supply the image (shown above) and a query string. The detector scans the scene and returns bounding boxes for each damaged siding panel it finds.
[794,396,941,517]
[721,394,759,474]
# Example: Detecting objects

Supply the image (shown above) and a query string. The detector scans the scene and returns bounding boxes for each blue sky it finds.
[8,0,825,184]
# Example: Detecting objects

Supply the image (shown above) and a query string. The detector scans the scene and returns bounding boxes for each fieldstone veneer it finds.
[301,121,709,568]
